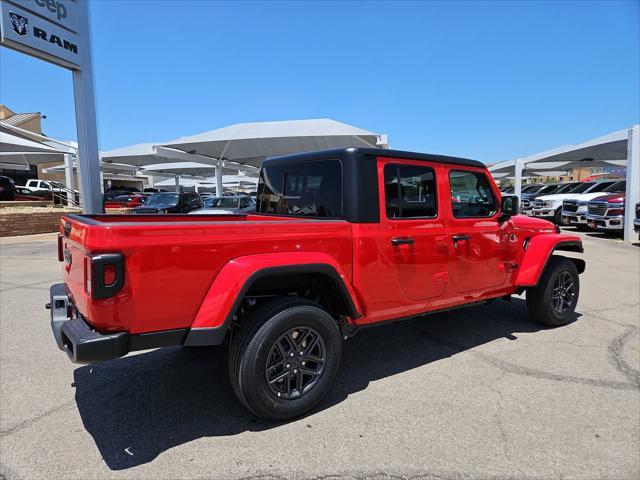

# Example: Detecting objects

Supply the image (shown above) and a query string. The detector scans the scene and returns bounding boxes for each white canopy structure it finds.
[0,130,69,169]
[140,162,258,178]
[162,118,387,169]
[491,125,639,241]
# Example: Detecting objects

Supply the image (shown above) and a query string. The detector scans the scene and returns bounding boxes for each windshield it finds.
[556,182,579,193]
[568,182,595,194]
[537,184,560,194]
[144,194,179,208]
[204,197,240,209]
[586,182,615,193]
[603,180,625,192]
[521,185,538,193]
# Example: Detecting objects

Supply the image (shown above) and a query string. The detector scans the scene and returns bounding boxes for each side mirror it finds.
[499,195,519,222]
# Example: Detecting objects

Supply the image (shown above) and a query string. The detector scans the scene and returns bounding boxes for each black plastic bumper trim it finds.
[61,318,129,364]
[182,327,227,347]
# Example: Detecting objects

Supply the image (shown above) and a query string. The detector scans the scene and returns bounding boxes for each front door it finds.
[446,168,507,293]
[382,161,449,301]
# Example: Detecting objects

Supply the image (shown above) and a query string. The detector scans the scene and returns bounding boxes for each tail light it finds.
[57,235,64,261]
[85,253,125,299]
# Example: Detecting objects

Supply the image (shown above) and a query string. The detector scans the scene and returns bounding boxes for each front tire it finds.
[229,297,342,420]
[526,256,580,327]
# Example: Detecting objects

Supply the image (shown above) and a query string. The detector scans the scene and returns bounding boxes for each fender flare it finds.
[515,235,585,288]
[183,252,361,347]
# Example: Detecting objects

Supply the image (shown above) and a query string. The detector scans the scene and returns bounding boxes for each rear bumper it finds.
[48,283,227,364]
[49,284,129,363]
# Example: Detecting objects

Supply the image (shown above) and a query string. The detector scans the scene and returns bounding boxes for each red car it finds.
[104,193,147,209]
[48,148,585,420]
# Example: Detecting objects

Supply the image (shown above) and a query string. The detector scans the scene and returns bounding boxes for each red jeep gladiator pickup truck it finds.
[48,147,585,420]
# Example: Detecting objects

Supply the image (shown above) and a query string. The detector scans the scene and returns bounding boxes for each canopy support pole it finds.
[174,175,181,193]
[72,2,102,213]
[514,158,524,199]
[215,166,223,196]
[64,154,75,206]
[623,125,639,242]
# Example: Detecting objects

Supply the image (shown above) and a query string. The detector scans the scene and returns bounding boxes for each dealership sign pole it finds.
[1,0,103,213]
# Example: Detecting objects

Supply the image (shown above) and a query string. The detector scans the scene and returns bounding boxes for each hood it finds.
[563,191,623,202]
[533,193,577,202]
[510,214,557,233]
[590,194,625,204]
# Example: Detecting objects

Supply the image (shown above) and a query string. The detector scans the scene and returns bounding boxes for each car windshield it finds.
[586,182,615,193]
[521,185,537,193]
[556,182,579,193]
[567,182,595,194]
[204,197,240,208]
[603,180,625,192]
[144,194,179,207]
[537,184,560,194]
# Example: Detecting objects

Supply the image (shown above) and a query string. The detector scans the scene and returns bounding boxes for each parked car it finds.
[519,183,574,215]
[634,202,640,237]
[561,180,626,228]
[586,193,626,233]
[48,147,586,420]
[190,196,256,215]
[24,179,79,204]
[14,186,53,201]
[531,180,618,224]
[143,187,167,193]
[131,192,202,213]
[104,193,148,209]
[0,175,16,201]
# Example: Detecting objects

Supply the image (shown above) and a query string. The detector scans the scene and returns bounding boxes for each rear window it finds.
[257,160,342,218]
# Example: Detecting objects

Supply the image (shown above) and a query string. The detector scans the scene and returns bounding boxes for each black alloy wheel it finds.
[265,327,326,400]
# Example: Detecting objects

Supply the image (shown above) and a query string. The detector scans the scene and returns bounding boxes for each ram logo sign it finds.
[0,1,81,68]
[8,11,27,36]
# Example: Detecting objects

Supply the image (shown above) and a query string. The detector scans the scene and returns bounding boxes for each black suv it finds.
[132,192,202,214]
[0,176,16,201]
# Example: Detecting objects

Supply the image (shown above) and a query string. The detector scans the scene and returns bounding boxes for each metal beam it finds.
[623,125,639,242]
[72,2,102,213]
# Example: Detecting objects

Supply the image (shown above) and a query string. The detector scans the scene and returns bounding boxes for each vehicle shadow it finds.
[74,297,550,470]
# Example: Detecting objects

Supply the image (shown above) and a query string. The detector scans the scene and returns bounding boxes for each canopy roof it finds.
[42,162,138,175]
[0,130,70,168]
[162,118,386,168]
[140,162,258,177]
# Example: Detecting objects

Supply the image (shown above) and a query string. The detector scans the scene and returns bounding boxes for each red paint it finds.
[59,155,583,336]
[104,194,147,209]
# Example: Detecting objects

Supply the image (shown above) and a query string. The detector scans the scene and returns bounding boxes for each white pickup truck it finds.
[530,180,618,224]
[561,180,626,228]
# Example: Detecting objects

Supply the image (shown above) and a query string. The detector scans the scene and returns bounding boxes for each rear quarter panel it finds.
[61,216,352,334]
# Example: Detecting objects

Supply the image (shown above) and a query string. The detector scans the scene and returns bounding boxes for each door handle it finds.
[452,234,470,242]
[391,237,414,246]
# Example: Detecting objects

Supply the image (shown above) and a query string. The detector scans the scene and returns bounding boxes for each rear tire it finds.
[526,256,579,327]
[228,297,342,421]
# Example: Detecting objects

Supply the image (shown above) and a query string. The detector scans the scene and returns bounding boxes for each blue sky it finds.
[1,0,638,163]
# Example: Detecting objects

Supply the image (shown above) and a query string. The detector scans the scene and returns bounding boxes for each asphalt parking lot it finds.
[0,230,638,480]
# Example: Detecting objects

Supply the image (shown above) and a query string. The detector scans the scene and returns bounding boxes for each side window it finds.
[384,164,437,219]
[449,170,498,218]
[257,159,342,218]
[239,198,249,208]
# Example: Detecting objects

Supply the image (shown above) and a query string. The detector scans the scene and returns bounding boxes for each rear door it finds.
[446,168,508,293]
[380,159,449,301]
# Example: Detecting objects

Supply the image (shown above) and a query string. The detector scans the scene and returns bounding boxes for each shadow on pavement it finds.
[74,298,546,470]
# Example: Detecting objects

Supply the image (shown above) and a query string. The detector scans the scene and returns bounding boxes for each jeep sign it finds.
[0,0,104,214]
[0,1,80,67]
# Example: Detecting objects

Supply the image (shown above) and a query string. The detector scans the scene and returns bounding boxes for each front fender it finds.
[183,252,361,346]
[515,234,584,287]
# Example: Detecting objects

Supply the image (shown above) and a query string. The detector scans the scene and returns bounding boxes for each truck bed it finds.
[60,213,353,334]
